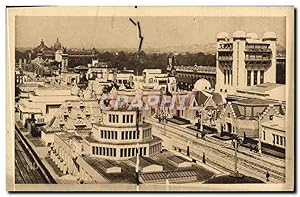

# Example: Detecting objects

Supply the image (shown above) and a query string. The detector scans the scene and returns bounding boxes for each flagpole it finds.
[136,142,140,187]
[135,109,140,190]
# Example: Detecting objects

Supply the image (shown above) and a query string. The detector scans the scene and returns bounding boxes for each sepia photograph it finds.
[6,6,295,192]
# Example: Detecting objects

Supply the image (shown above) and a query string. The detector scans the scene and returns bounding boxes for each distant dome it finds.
[54,38,62,50]
[217,32,229,40]
[246,33,258,39]
[193,78,211,91]
[233,31,246,38]
[263,32,277,40]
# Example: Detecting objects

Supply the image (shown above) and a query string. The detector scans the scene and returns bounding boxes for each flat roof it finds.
[84,157,120,169]
[237,83,284,93]
[83,157,136,183]
[85,135,161,145]
[129,156,160,168]
[232,97,279,106]
[261,116,286,131]
[167,155,188,164]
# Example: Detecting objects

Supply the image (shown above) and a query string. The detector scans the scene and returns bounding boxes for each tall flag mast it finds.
[135,108,140,188]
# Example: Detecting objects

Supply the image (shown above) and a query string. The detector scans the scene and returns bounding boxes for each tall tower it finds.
[61,47,69,72]
[216,31,277,94]
[262,32,277,83]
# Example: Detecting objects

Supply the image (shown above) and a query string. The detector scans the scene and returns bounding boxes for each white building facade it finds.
[216,31,277,94]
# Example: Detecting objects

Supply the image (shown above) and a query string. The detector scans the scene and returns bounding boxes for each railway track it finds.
[15,128,55,184]
[147,118,286,183]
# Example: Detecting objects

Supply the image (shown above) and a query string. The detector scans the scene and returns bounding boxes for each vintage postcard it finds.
[6,6,294,192]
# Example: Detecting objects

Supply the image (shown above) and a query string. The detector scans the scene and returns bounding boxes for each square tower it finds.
[216,31,277,94]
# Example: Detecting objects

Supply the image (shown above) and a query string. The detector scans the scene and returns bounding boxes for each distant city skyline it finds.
[16,16,286,50]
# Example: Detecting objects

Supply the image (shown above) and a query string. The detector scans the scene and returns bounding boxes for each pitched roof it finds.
[43,99,102,133]
[194,91,209,106]
[211,93,225,105]
[231,104,242,118]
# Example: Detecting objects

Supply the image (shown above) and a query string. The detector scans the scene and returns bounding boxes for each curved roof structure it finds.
[54,38,62,50]
[233,31,246,38]
[263,32,277,40]
[246,33,258,39]
[217,32,229,39]
[193,78,211,91]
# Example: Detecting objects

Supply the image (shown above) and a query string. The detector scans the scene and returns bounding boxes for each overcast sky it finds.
[16,16,286,49]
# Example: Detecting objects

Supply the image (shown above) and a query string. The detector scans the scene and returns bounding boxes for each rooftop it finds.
[232,97,279,106]
[129,156,160,168]
[83,157,136,183]
[261,115,286,131]
[204,174,265,184]
[237,83,284,93]
[167,155,188,164]
[43,99,102,132]
[85,135,162,146]
[84,157,120,169]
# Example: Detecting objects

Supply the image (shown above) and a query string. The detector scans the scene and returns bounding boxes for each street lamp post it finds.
[198,109,203,133]
[187,141,191,157]
[135,142,140,190]
[257,112,262,155]
[231,136,242,177]
[135,109,140,189]
[162,111,167,136]
[234,138,238,174]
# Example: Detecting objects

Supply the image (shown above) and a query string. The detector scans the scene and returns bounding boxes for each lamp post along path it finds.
[234,139,238,174]
[135,109,140,187]
[258,113,262,155]
[136,143,140,187]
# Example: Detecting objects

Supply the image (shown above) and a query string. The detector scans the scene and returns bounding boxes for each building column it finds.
[250,69,254,86]
[227,68,230,85]
[62,59,65,71]
[224,69,227,85]
[50,150,54,160]
[63,162,68,175]
[229,68,232,85]
[257,69,261,85]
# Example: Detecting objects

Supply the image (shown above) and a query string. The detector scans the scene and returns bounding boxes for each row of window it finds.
[218,55,233,60]
[261,131,286,147]
[108,114,119,123]
[108,114,134,123]
[92,146,117,157]
[272,133,286,147]
[247,70,264,86]
[121,130,140,140]
[219,43,233,49]
[101,130,118,140]
[100,130,141,140]
[176,73,215,81]
[246,44,269,50]
[149,143,161,155]
[245,54,271,60]
[224,69,233,85]
[123,114,134,123]
[120,147,147,157]
[142,128,151,139]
